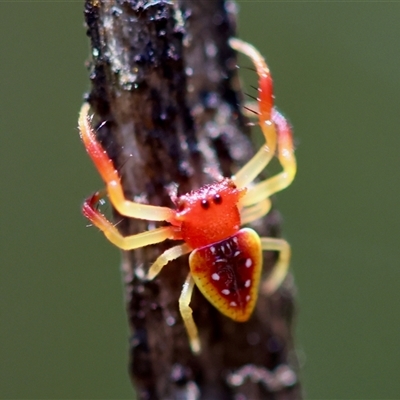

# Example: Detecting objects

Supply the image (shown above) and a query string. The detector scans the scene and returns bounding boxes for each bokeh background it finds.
[1,2,400,399]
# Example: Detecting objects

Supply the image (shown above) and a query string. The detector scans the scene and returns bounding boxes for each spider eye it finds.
[213,194,222,204]
[201,199,210,209]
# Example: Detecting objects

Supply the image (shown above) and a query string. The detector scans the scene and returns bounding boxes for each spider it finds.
[78,38,296,353]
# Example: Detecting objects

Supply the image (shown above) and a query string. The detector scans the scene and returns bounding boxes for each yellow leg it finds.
[229,38,277,189]
[179,273,200,354]
[240,198,272,225]
[83,191,178,250]
[147,244,192,280]
[79,103,176,223]
[260,237,291,295]
[242,110,296,207]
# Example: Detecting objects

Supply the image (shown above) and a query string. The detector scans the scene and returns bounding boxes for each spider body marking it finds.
[79,38,296,353]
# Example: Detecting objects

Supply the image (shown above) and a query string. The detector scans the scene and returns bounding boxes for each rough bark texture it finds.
[83,0,301,399]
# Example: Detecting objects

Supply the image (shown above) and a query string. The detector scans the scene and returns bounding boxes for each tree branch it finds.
[83,0,301,398]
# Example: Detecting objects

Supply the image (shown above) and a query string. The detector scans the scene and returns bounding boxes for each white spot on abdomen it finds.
[222,289,230,295]
[245,258,252,268]
[211,273,220,281]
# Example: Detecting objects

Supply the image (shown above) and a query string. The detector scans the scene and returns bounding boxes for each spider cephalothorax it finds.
[173,179,246,249]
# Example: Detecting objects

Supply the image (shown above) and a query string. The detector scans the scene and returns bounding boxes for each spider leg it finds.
[179,273,200,353]
[240,198,272,225]
[83,191,179,250]
[148,250,199,353]
[241,110,296,207]
[79,103,176,223]
[147,243,192,280]
[229,38,277,189]
[260,237,291,295]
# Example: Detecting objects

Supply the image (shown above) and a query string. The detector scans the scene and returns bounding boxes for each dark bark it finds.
[83,0,301,399]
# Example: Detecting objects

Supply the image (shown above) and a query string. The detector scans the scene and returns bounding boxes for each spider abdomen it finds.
[189,228,262,322]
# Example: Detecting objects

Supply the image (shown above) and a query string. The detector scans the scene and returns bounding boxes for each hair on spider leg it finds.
[94,200,101,211]
[118,157,130,170]
[235,64,257,73]
[95,120,108,132]
[234,64,259,92]
[243,104,260,116]
[249,84,258,92]
[94,194,112,216]
[234,64,258,91]
[115,152,137,177]
[112,218,125,228]
[245,92,259,102]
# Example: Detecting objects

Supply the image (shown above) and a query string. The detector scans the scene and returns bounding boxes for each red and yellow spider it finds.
[79,38,296,353]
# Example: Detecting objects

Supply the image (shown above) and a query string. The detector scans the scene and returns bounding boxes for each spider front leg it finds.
[79,103,176,223]
[229,38,278,189]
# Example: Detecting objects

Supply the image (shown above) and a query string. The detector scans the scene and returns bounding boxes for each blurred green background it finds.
[1,2,399,399]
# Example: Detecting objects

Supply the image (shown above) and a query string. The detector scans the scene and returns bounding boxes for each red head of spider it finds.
[172,179,246,249]
[78,38,296,354]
